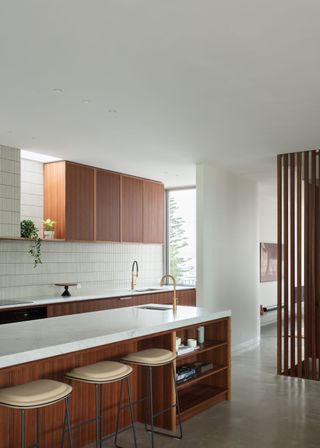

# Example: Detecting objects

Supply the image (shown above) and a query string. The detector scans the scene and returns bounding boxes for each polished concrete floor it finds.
[90,323,320,447]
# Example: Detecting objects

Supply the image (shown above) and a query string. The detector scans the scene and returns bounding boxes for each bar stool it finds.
[0,379,72,448]
[65,360,137,448]
[122,348,182,448]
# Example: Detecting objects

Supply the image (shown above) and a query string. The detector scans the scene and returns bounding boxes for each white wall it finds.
[258,183,277,308]
[197,164,259,352]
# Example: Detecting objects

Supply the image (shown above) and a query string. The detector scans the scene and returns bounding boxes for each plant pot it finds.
[44,230,55,239]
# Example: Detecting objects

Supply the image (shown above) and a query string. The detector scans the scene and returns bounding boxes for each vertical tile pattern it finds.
[0,145,20,237]
[0,240,163,300]
[21,158,43,234]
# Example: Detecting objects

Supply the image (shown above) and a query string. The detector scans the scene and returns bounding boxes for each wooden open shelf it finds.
[176,340,227,361]
[177,365,228,390]
[174,317,231,420]
[0,237,64,242]
[179,384,228,421]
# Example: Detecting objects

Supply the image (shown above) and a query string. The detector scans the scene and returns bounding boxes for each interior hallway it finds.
[105,323,320,448]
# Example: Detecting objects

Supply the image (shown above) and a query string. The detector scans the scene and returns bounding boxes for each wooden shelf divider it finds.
[177,365,228,391]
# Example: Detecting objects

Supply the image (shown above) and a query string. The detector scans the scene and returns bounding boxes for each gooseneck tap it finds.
[160,274,178,311]
[131,261,139,290]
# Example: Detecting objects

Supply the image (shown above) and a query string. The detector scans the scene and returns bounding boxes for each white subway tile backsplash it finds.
[0,240,163,300]
[0,145,20,237]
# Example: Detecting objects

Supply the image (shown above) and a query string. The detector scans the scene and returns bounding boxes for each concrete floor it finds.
[91,323,320,448]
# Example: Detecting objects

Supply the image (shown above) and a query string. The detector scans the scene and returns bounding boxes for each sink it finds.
[134,288,162,292]
[0,300,34,307]
[139,305,172,311]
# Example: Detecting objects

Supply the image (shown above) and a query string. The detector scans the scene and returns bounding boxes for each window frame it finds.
[165,186,196,286]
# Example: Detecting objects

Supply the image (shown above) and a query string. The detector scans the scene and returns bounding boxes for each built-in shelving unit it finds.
[175,318,230,421]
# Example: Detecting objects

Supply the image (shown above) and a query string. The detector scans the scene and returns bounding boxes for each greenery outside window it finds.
[166,187,196,286]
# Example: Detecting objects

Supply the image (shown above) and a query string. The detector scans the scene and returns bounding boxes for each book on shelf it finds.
[176,345,200,356]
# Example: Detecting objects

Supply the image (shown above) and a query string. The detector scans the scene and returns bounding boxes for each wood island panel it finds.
[0,315,230,448]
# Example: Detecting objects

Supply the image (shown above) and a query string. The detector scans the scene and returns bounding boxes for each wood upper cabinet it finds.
[44,161,95,241]
[44,161,66,239]
[65,163,95,241]
[121,175,143,242]
[44,161,164,243]
[143,180,164,243]
[96,170,121,242]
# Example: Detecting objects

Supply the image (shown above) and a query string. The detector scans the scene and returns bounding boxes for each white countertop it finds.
[0,286,195,309]
[0,305,230,369]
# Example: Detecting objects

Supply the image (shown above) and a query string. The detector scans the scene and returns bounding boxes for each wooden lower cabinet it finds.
[47,289,196,318]
[0,314,230,448]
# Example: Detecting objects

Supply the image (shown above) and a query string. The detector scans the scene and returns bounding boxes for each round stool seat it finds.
[0,379,72,409]
[122,348,176,366]
[66,360,132,384]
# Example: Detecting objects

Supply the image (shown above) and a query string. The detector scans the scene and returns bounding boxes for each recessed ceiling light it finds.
[52,88,63,94]
[82,99,91,104]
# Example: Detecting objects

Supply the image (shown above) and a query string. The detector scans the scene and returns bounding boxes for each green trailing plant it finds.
[20,219,42,268]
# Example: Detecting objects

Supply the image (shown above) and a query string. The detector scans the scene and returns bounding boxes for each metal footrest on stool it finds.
[122,349,183,448]
[64,360,137,448]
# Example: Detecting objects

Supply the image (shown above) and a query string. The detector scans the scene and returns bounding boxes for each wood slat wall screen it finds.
[278,150,320,379]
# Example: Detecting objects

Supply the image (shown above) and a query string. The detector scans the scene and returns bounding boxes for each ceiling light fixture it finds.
[52,88,63,94]
[82,99,91,104]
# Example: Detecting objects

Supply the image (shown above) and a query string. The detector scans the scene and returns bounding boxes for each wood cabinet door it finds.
[96,170,121,242]
[65,162,95,241]
[121,175,143,242]
[43,161,66,239]
[143,180,164,243]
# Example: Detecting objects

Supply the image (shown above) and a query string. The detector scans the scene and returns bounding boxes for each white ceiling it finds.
[1,1,320,187]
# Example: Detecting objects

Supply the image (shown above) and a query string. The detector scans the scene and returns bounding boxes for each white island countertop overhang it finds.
[0,305,231,369]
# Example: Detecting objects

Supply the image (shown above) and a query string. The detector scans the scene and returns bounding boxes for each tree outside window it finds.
[167,189,196,286]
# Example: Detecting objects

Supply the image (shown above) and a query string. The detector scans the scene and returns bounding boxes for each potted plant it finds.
[20,219,42,268]
[43,218,56,239]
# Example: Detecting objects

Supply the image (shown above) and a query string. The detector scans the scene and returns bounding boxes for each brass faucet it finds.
[131,261,139,290]
[160,274,178,311]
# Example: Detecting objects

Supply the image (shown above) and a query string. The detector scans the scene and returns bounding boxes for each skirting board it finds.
[232,336,260,355]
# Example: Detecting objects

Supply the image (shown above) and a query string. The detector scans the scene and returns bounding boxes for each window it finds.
[167,188,196,286]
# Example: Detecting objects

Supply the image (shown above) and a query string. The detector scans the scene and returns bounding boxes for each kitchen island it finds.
[0,305,231,447]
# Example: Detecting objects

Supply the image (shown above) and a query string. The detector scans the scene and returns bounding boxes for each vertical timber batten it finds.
[278,149,320,380]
